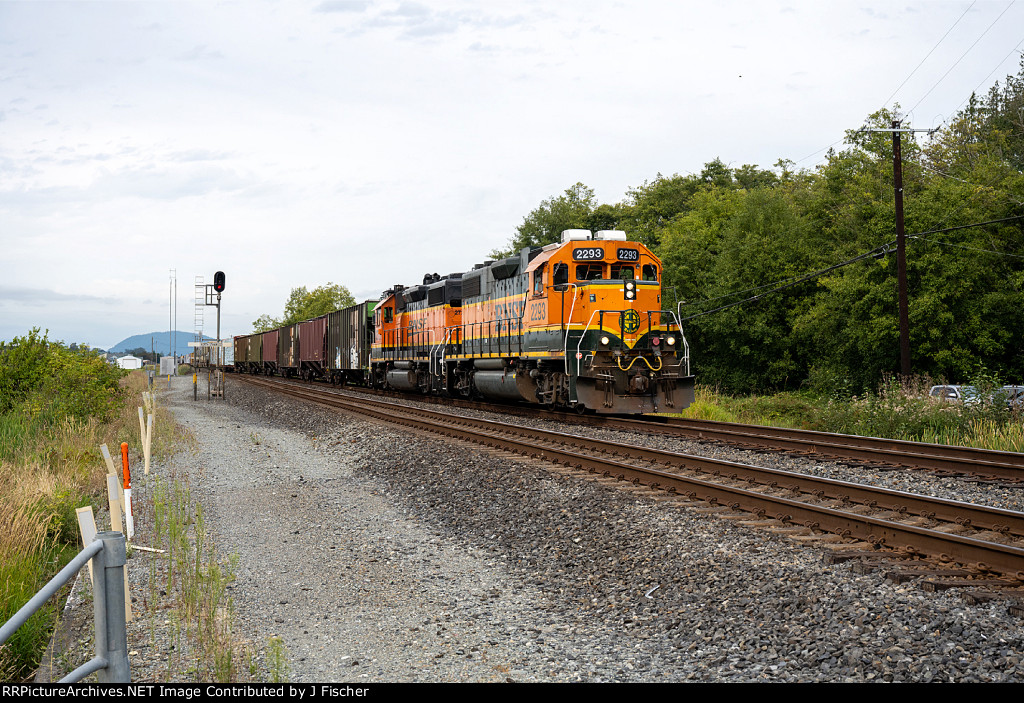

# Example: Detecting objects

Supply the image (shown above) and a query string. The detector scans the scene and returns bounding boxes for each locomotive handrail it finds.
[573,309,604,377]
[558,283,581,375]
[439,326,458,376]
[430,328,452,379]
[573,309,690,378]
[657,309,691,376]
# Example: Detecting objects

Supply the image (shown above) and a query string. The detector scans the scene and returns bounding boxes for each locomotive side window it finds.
[383,307,393,323]
[642,264,658,281]
[533,264,546,295]
[553,262,568,286]
[610,264,634,281]
[576,263,603,281]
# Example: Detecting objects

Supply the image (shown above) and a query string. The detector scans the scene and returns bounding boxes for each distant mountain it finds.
[108,331,212,357]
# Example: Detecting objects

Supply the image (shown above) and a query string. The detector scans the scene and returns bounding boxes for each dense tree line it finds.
[0,329,124,423]
[498,62,1024,394]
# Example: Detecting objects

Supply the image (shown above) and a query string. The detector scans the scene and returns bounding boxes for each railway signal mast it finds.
[191,271,227,399]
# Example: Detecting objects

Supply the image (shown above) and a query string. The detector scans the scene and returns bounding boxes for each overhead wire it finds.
[794,2,985,169]
[679,243,892,322]
[879,0,977,111]
[908,1,1016,115]
[795,3,1019,171]
[912,235,1024,259]
[680,214,1024,321]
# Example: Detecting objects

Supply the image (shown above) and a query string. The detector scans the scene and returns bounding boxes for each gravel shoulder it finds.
[39,375,1024,683]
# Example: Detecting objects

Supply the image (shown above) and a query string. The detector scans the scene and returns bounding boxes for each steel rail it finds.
[275,376,1024,480]
[611,415,1024,477]
[239,376,1024,579]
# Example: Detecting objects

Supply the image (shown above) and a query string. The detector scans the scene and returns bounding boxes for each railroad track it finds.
[237,375,1024,598]
[265,375,1024,482]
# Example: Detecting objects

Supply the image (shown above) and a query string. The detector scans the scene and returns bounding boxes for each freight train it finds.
[233,229,695,414]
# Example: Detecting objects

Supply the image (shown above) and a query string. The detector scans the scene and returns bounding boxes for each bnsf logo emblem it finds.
[622,310,640,334]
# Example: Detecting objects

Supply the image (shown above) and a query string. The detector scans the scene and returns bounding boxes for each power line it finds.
[912,235,1024,259]
[909,214,1024,238]
[909,1,1017,115]
[679,214,1024,322]
[945,34,1024,122]
[880,0,977,111]
[679,242,892,322]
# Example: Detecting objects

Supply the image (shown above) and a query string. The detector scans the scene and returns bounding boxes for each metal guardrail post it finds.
[92,531,131,683]
[0,531,130,683]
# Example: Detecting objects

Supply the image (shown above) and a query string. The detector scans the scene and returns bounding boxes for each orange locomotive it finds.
[371,229,694,414]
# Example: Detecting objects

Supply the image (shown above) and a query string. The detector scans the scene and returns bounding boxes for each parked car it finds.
[928,385,982,404]
[1002,385,1024,410]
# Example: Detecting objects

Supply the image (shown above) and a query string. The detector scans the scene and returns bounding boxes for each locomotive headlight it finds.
[625,281,635,291]
[625,291,635,300]
[600,336,610,346]
[666,336,676,346]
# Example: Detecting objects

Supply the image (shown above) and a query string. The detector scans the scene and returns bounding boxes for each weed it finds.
[265,636,291,683]
[668,379,1024,452]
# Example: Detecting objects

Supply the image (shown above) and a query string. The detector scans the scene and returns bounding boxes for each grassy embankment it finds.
[0,330,146,679]
[676,376,1024,453]
[0,331,286,682]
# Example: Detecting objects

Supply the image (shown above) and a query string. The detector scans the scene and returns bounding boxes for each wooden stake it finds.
[144,414,153,475]
[106,474,123,533]
[100,444,116,475]
[75,506,97,584]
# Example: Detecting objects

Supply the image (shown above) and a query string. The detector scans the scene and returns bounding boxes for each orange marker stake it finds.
[121,442,134,540]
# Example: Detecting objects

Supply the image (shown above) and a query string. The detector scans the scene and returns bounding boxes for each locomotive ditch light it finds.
[600,335,610,346]
[666,336,676,346]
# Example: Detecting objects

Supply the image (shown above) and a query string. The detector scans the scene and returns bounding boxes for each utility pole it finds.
[862,119,936,378]
[893,120,911,377]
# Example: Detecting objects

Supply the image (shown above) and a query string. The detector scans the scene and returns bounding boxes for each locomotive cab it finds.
[518,230,694,413]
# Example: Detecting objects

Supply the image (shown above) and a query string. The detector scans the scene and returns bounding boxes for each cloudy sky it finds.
[2,0,1022,352]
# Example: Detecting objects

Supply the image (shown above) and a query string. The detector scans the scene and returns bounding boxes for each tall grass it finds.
[0,369,160,680]
[674,377,1024,452]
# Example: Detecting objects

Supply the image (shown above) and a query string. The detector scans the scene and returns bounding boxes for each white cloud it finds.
[0,0,1020,347]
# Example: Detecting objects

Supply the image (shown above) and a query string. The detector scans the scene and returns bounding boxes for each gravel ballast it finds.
[117,377,1024,682]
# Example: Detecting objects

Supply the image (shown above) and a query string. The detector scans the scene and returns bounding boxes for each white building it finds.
[116,355,144,370]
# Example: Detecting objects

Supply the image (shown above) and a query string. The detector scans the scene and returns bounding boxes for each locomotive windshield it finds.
[576,263,604,281]
[610,264,634,280]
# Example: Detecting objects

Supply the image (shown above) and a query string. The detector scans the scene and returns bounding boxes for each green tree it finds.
[254,283,356,331]
[281,283,355,325]
[667,185,815,392]
[251,313,280,333]
[0,329,52,414]
[0,329,124,421]
[492,182,597,257]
